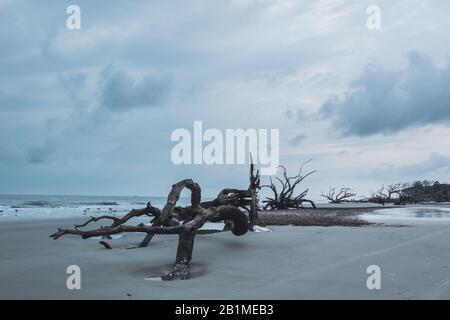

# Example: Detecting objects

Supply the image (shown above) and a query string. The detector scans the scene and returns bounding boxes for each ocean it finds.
[0,194,193,221]
[2,194,450,224]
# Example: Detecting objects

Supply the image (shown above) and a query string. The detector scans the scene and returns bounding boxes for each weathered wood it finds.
[262,161,316,210]
[162,229,196,280]
[99,241,112,249]
[321,188,356,204]
[248,161,260,229]
[50,178,250,281]
[74,202,161,230]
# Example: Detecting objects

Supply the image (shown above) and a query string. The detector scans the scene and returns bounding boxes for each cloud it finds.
[320,52,450,136]
[100,69,172,112]
[59,73,87,95]
[2,0,450,196]
[285,108,313,123]
[370,152,450,180]
[49,25,132,58]
[26,142,55,164]
[288,134,306,146]
[397,152,450,176]
[54,68,173,135]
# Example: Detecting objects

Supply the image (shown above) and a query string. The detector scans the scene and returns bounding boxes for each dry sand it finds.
[0,213,449,299]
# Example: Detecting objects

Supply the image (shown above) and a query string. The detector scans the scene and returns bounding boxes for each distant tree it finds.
[321,187,356,204]
[379,183,403,201]
[399,179,450,203]
[366,183,403,205]
[413,180,424,188]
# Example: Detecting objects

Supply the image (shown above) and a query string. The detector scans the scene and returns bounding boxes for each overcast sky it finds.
[1,0,450,199]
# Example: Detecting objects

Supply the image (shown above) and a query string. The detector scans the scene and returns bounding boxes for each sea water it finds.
[360,204,450,223]
[0,194,192,221]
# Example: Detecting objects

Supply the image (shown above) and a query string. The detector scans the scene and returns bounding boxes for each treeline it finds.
[322,180,450,205]
[399,180,450,203]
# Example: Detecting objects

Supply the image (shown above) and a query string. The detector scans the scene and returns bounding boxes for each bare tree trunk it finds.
[300,199,316,208]
[249,189,256,229]
[138,233,155,248]
[162,229,196,280]
[248,161,260,229]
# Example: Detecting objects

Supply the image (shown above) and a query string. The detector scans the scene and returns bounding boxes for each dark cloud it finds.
[285,109,295,120]
[100,70,172,112]
[26,142,55,164]
[288,134,306,146]
[320,52,450,136]
[54,68,172,135]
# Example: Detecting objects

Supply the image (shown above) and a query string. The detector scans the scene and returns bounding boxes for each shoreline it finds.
[2,203,448,229]
[0,204,394,225]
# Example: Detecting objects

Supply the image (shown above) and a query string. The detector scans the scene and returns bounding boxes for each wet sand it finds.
[0,211,449,299]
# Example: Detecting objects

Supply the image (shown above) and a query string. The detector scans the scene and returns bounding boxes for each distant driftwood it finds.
[321,187,356,204]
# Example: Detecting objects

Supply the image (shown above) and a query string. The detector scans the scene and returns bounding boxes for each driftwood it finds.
[321,187,356,204]
[261,161,316,210]
[364,183,403,205]
[50,166,260,280]
[248,161,261,228]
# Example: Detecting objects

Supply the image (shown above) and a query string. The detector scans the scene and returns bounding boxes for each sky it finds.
[1,0,450,200]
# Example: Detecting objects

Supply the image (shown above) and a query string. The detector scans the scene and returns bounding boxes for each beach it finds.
[1,205,449,299]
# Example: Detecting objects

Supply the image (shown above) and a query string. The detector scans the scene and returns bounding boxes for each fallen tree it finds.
[365,183,403,205]
[50,166,260,280]
[261,161,316,210]
[321,187,356,204]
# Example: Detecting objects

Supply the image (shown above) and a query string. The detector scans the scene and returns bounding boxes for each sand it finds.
[0,214,449,299]
[257,207,379,226]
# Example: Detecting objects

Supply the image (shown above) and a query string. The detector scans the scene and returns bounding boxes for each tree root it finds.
[50,177,251,281]
[99,241,112,249]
